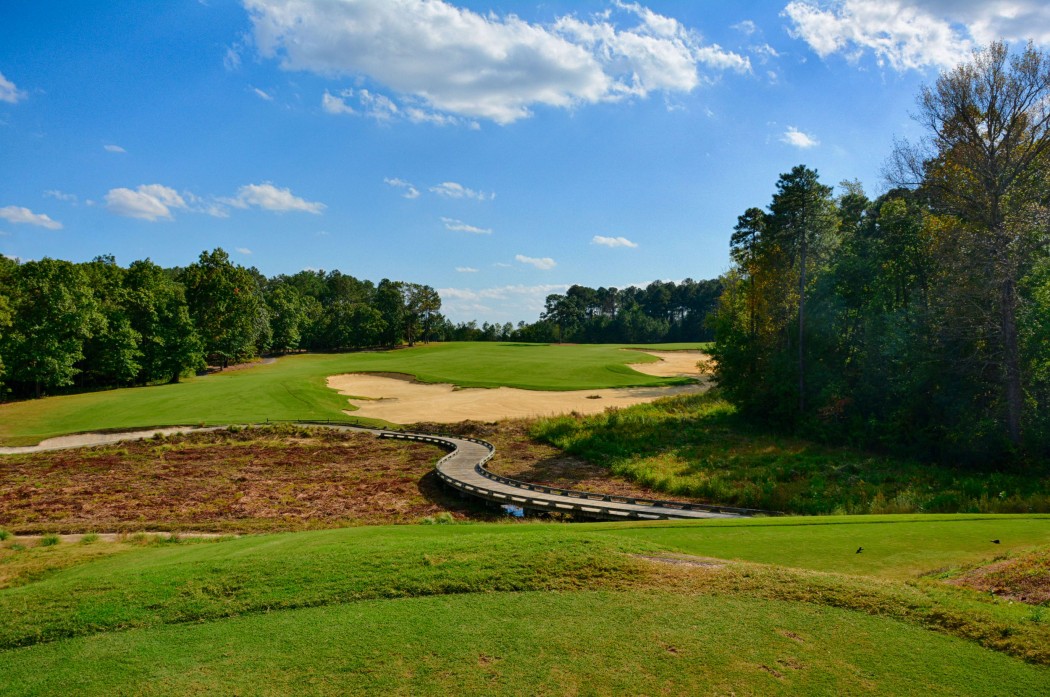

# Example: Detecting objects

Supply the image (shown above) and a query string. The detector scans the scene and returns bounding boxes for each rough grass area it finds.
[1,518,1050,695]
[0,425,484,534]
[940,547,1050,606]
[532,392,1050,515]
[0,342,699,446]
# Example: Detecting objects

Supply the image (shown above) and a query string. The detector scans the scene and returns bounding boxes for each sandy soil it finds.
[625,350,711,377]
[0,426,217,455]
[327,350,710,424]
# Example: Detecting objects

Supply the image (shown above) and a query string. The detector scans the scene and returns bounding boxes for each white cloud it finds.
[44,190,78,204]
[429,181,493,201]
[442,217,492,234]
[733,20,759,36]
[105,185,187,221]
[324,88,472,126]
[0,205,62,230]
[781,126,820,148]
[246,0,750,125]
[0,71,26,104]
[322,90,356,115]
[437,283,569,322]
[384,177,421,199]
[224,45,243,71]
[515,254,556,270]
[783,0,1050,71]
[252,87,274,101]
[103,144,126,153]
[455,266,478,273]
[592,234,638,248]
[236,247,253,255]
[222,183,325,214]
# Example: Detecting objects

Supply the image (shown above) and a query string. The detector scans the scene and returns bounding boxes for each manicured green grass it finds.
[1,516,1048,657]
[4,591,1045,696]
[533,391,1050,514]
[595,514,1050,579]
[0,342,699,446]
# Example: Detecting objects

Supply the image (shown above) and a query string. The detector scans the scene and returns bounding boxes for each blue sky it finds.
[3,1,1049,323]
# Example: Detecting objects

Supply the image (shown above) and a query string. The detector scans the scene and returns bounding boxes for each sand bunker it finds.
[626,350,710,378]
[326,350,710,424]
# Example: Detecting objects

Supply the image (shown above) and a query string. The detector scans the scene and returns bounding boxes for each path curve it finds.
[2,423,771,521]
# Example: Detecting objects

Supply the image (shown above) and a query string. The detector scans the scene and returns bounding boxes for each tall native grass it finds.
[531,391,1050,514]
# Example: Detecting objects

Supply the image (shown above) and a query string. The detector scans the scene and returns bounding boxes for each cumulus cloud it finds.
[0,205,63,230]
[247,0,750,124]
[781,126,820,148]
[592,234,638,248]
[384,177,421,199]
[455,266,478,273]
[236,247,253,255]
[442,217,492,234]
[430,181,493,201]
[784,0,1050,71]
[252,87,274,101]
[0,71,25,104]
[103,144,127,154]
[105,185,187,221]
[222,183,326,214]
[515,254,556,270]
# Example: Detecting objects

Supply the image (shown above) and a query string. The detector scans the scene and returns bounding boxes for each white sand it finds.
[326,350,711,424]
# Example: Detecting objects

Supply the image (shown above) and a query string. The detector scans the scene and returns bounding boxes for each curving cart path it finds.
[1,423,772,521]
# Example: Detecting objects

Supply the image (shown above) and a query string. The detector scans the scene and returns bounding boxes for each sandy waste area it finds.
[327,350,711,424]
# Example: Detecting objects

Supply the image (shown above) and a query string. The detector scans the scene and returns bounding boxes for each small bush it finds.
[0,529,10,542]
[80,533,100,544]
[39,534,60,547]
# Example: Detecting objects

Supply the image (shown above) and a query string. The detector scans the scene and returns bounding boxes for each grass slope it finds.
[1,517,1048,676]
[0,342,698,446]
[4,591,1045,696]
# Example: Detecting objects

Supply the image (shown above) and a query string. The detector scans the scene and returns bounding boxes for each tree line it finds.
[0,248,441,399]
[442,280,721,344]
[711,42,1050,463]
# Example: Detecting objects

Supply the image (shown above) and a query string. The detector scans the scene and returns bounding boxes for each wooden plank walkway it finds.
[1,422,773,521]
[374,429,770,521]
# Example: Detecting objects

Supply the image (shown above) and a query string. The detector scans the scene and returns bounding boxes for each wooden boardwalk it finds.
[375,429,769,521]
[1,422,772,521]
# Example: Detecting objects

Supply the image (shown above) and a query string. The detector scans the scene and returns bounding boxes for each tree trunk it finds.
[1001,277,1023,447]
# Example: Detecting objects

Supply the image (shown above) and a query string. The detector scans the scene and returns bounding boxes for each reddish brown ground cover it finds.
[0,421,700,535]
[0,426,477,534]
[946,547,1050,605]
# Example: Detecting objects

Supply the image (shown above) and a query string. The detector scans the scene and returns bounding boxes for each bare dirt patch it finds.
[327,350,710,424]
[0,426,484,534]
